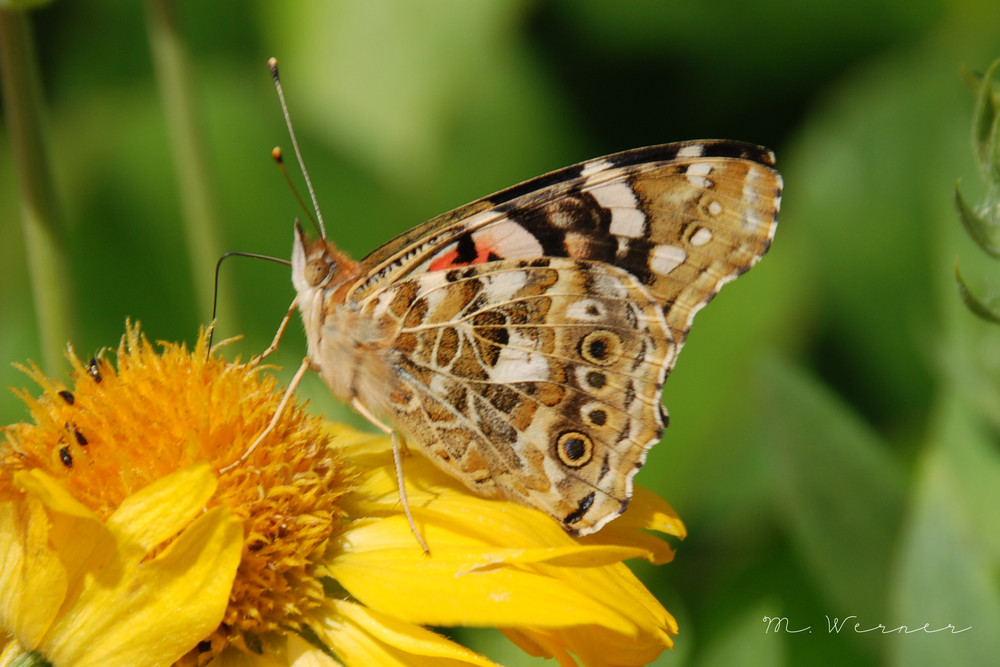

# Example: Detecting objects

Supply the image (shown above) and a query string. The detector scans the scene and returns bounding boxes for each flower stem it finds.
[0,8,74,373]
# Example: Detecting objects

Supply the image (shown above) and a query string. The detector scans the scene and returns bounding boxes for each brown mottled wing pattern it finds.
[349,141,782,359]
[363,258,673,534]
[347,141,781,534]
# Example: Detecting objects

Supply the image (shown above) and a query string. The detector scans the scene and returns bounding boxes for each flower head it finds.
[0,323,685,666]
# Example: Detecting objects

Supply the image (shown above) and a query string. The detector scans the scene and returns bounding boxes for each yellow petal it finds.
[47,504,243,667]
[106,463,218,559]
[0,636,28,667]
[504,622,674,666]
[329,426,677,649]
[206,644,306,667]
[11,469,115,584]
[631,485,686,538]
[287,633,342,667]
[204,634,343,667]
[12,469,95,521]
[329,520,637,633]
[2,470,122,648]
[0,499,67,650]
[341,428,679,562]
[314,600,497,667]
[578,485,685,565]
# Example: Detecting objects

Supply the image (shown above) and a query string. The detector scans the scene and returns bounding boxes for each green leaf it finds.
[761,358,906,623]
[971,58,1000,178]
[10,652,52,667]
[954,182,1000,258]
[696,601,785,667]
[959,63,980,93]
[887,399,1000,667]
[955,261,1000,323]
[991,107,1000,187]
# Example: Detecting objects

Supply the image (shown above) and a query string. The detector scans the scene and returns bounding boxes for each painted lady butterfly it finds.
[233,62,782,550]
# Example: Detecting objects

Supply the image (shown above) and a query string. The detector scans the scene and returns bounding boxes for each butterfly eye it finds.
[304,258,332,287]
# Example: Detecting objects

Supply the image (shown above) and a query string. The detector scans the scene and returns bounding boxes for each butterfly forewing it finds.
[349,140,780,336]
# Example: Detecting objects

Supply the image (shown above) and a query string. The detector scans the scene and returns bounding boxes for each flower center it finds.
[1,325,354,663]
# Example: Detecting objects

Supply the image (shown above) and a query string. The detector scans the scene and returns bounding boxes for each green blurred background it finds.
[2,1,999,666]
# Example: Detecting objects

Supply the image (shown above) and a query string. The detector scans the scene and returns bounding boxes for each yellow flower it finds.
[0,323,685,666]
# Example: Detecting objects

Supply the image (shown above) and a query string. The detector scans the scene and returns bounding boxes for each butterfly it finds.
[232,136,782,552]
[228,62,781,550]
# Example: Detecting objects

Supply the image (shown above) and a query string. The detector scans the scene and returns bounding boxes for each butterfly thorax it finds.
[291,224,397,414]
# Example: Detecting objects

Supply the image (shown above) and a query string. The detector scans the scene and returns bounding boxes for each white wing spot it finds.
[586,182,646,238]
[708,200,723,216]
[581,158,612,177]
[489,331,548,383]
[685,162,713,188]
[414,271,451,314]
[586,180,637,208]
[566,298,607,321]
[590,272,629,299]
[740,167,767,232]
[371,290,397,321]
[609,208,647,239]
[473,219,544,258]
[650,244,687,276]
[481,270,528,303]
[690,227,713,246]
[677,144,705,158]
[742,166,763,207]
[616,237,630,257]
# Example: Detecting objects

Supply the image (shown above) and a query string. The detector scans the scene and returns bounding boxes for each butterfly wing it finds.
[349,140,782,358]
[363,257,674,535]
[343,140,780,534]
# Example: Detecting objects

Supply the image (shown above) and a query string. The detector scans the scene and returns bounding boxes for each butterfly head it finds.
[291,220,359,298]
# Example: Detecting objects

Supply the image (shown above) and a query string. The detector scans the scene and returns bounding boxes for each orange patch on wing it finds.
[428,236,500,271]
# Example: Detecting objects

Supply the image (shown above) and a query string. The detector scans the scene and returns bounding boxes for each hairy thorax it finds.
[298,288,397,418]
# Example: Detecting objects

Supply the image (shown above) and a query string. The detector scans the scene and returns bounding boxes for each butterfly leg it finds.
[251,297,299,366]
[350,397,430,554]
[219,356,312,474]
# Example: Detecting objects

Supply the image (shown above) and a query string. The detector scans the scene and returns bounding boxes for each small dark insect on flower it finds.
[68,423,88,446]
[88,358,103,383]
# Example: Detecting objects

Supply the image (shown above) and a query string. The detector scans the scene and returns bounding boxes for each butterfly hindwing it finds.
[363,257,674,534]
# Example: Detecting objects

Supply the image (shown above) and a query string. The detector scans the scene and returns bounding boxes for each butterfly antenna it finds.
[269,57,326,238]
[208,250,292,355]
[271,147,321,236]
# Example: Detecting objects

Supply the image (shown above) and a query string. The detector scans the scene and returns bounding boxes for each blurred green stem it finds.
[956,57,1000,323]
[0,8,74,373]
[144,0,229,324]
